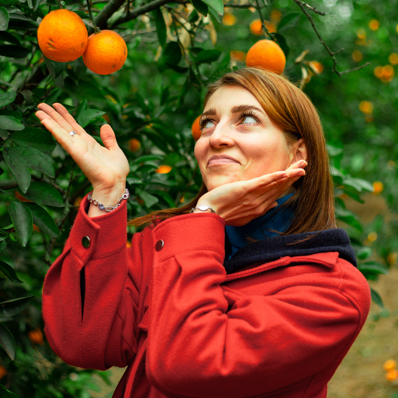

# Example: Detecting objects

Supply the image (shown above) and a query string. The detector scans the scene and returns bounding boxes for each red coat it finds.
[43,196,371,398]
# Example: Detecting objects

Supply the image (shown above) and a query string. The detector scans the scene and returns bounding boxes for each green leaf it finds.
[358,261,389,275]
[12,127,56,155]
[0,7,9,30]
[3,147,31,193]
[356,246,373,260]
[22,203,60,238]
[207,6,221,23]
[194,49,221,64]
[154,8,166,48]
[274,34,290,59]
[76,109,106,128]
[343,177,374,193]
[45,87,63,104]
[0,384,19,398]
[0,44,30,58]
[0,90,16,107]
[0,260,23,283]
[201,0,224,15]
[370,288,384,308]
[0,297,33,318]
[277,12,300,31]
[190,0,208,16]
[0,323,15,360]
[155,190,176,207]
[0,241,5,254]
[20,181,64,207]
[159,42,181,69]
[136,189,159,208]
[8,201,32,247]
[12,146,55,178]
[0,115,24,130]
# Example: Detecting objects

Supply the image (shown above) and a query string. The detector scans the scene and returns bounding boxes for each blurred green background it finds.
[0,0,397,396]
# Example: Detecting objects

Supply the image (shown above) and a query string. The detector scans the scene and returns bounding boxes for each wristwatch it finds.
[190,205,216,213]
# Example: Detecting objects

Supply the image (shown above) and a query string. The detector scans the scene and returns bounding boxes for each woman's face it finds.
[194,85,297,191]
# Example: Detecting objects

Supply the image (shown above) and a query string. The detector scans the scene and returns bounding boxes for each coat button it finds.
[82,236,91,248]
[155,240,164,251]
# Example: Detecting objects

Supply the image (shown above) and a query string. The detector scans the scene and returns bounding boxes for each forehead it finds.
[204,85,263,112]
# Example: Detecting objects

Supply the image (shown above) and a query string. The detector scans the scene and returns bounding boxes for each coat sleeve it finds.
[146,213,371,398]
[42,195,141,370]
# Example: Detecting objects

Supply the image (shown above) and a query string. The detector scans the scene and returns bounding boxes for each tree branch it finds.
[92,0,126,30]
[293,0,370,77]
[294,0,325,16]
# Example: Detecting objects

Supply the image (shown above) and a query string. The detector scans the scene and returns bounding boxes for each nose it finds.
[209,121,234,148]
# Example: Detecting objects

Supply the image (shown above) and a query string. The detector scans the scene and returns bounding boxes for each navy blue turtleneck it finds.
[225,192,294,260]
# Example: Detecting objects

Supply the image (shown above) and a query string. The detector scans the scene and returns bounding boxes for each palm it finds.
[36,103,129,190]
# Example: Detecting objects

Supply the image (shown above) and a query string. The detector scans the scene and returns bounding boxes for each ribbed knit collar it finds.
[225,193,294,260]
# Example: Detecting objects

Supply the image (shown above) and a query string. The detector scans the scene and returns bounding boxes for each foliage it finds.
[0,0,397,395]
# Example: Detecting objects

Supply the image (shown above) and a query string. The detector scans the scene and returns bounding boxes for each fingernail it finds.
[300,160,307,167]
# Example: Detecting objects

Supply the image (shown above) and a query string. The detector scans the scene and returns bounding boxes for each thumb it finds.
[100,124,118,150]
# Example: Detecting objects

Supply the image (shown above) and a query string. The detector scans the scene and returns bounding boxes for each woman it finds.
[36,68,370,398]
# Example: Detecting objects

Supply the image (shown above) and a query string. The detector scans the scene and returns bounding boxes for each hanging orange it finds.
[83,30,128,75]
[245,39,286,74]
[37,9,88,62]
[191,115,201,141]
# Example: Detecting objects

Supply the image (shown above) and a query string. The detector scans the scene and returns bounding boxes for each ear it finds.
[290,138,307,164]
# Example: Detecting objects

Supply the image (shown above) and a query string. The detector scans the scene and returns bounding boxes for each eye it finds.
[200,118,215,129]
[241,115,257,124]
[239,111,260,125]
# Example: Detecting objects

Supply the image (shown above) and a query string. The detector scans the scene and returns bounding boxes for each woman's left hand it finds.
[195,160,307,226]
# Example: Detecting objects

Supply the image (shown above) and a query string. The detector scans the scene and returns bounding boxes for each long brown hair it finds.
[128,67,336,233]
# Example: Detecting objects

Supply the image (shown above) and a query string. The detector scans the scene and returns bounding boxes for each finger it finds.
[52,103,86,134]
[37,103,75,135]
[286,160,307,172]
[99,124,118,150]
[39,117,76,152]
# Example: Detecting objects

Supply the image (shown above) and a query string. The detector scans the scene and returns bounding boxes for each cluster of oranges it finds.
[374,64,395,83]
[384,359,398,381]
[37,9,127,75]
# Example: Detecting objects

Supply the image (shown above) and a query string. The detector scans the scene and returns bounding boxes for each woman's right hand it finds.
[35,103,129,203]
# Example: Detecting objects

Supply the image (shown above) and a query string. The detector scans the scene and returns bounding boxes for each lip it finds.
[207,155,240,167]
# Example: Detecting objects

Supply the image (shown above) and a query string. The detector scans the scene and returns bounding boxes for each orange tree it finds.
[0,0,397,396]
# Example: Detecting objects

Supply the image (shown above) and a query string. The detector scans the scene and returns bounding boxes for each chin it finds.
[205,176,238,191]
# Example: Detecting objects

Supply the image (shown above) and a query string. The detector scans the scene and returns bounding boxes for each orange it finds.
[250,20,263,36]
[155,165,172,174]
[222,13,237,26]
[359,101,373,114]
[28,329,45,345]
[246,39,286,74]
[83,30,128,75]
[369,19,379,31]
[380,65,394,83]
[230,50,246,63]
[37,9,88,62]
[384,359,397,371]
[374,65,384,78]
[0,366,6,381]
[191,115,201,141]
[386,369,398,381]
[389,53,398,65]
[373,181,384,194]
[128,138,141,152]
[352,50,363,62]
[249,19,276,36]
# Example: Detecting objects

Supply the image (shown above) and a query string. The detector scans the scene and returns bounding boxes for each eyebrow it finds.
[200,105,265,120]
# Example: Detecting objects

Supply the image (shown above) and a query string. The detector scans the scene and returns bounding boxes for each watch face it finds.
[198,205,209,211]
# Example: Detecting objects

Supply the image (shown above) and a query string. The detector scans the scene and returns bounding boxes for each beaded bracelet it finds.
[88,188,130,212]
